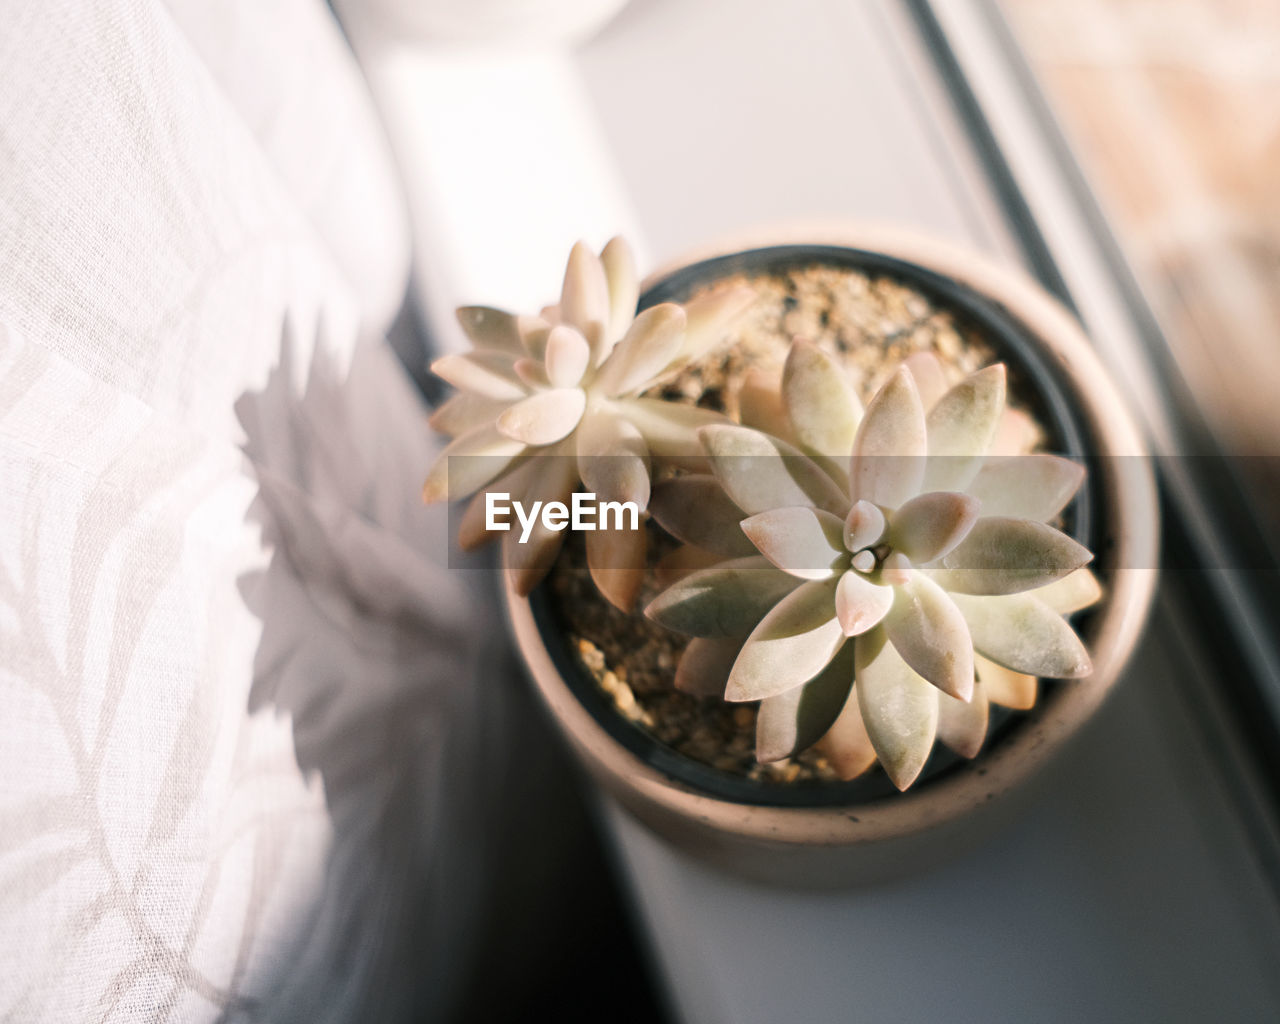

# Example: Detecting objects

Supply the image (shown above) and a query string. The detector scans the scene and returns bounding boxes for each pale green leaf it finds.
[966,455,1085,522]
[456,305,524,354]
[422,424,526,503]
[680,284,756,360]
[935,516,1092,595]
[648,475,755,557]
[517,315,552,360]
[741,506,847,580]
[816,684,879,781]
[559,240,609,337]
[576,407,650,509]
[675,637,743,698]
[756,642,855,762]
[701,424,849,516]
[502,452,577,595]
[937,680,989,759]
[496,388,586,446]
[587,520,647,612]
[923,364,1006,492]
[514,357,550,389]
[855,628,939,791]
[843,500,886,553]
[850,366,927,508]
[889,491,980,564]
[544,325,591,388]
[950,592,1093,677]
[427,392,511,437]
[644,556,800,637]
[431,351,526,401]
[622,398,727,470]
[904,350,948,411]
[600,236,639,350]
[976,653,1037,710]
[782,340,862,457]
[725,579,845,701]
[1034,566,1103,614]
[735,365,794,441]
[835,569,894,636]
[884,573,975,700]
[594,304,687,397]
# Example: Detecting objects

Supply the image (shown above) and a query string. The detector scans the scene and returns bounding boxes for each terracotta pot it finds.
[503,227,1159,886]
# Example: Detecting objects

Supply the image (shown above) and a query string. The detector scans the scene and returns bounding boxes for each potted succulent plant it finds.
[423,229,1158,883]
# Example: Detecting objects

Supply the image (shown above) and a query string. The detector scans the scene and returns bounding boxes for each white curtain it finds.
[0,0,500,1019]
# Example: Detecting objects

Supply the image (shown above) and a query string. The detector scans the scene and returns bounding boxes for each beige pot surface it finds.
[504,226,1159,885]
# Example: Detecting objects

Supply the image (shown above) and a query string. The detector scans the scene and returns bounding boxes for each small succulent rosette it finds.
[646,340,1102,790]
[422,238,754,608]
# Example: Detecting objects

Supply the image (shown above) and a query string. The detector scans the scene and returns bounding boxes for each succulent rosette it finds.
[645,341,1102,789]
[422,238,754,608]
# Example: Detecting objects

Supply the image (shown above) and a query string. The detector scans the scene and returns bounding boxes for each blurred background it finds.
[1006,0,1280,497]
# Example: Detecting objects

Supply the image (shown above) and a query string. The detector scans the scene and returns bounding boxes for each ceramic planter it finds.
[503,227,1158,885]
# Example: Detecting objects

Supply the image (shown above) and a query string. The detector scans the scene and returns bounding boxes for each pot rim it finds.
[504,224,1159,847]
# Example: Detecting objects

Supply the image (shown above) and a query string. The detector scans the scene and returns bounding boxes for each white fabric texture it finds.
[0,1,495,1019]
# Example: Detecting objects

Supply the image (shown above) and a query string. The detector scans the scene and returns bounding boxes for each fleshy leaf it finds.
[422,424,526,503]
[622,398,726,470]
[456,306,524,355]
[577,408,651,509]
[700,425,848,516]
[457,463,530,550]
[904,351,948,411]
[966,455,1085,522]
[654,544,723,588]
[816,684,879,781]
[950,592,1093,677]
[725,579,846,702]
[843,500,886,553]
[937,680,989,758]
[648,475,755,557]
[587,521,647,612]
[513,357,550,389]
[883,573,975,700]
[835,569,893,636]
[740,506,847,580]
[782,341,862,457]
[1035,567,1103,614]
[976,654,1037,710]
[645,556,800,637]
[736,365,794,441]
[850,366,927,508]
[428,392,511,437]
[544,325,591,388]
[680,284,756,360]
[516,315,552,360]
[503,452,577,596]
[675,637,744,698]
[594,304,686,397]
[990,407,1041,457]
[756,642,855,762]
[889,491,980,564]
[496,388,586,446]
[923,364,1007,492]
[431,351,526,401]
[560,240,609,337]
[600,236,639,351]
[935,517,1092,595]
[855,628,939,791]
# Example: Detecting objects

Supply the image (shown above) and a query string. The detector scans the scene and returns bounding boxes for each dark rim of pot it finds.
[529,244,1099,808]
